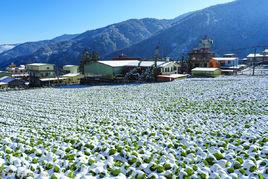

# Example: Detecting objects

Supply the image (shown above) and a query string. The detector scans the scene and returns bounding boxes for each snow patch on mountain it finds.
[0,44,16,54]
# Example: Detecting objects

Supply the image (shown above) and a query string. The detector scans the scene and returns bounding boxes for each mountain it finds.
[1,0,268,68]
[0,34,79,67]
[0,44,16,54]
[0,18,172,68]
[107,0,268,59]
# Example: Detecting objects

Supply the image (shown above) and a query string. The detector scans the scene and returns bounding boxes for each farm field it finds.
[0,76,267,179]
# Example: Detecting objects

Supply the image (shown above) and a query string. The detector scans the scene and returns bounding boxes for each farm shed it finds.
[192,68,221,77]
[84,60,140,79]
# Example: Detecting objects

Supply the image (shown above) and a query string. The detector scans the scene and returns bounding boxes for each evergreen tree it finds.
[91,51,100,62]
[80,49,91,74]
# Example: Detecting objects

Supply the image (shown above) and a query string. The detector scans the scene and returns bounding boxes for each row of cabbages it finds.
[0,76,267,179]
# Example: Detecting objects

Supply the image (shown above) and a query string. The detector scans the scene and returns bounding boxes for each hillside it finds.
[0,44,16,54]
[1,0,268,68]
[107,0,268,59]
[0,18,172,68]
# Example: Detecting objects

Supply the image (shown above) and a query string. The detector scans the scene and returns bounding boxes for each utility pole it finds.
[154,45,160,82]
[262,49,266,75]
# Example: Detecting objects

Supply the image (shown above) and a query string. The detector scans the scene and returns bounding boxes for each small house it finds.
[26,63,56,87]
[26,63,55,78]
[191,67,221,77]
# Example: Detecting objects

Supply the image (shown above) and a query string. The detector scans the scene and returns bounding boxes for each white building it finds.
[247,49,268,65]
[26,63,55,78]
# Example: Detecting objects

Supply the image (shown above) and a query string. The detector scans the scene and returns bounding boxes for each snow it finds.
[0,76,267,178]
[192,67,220,72]
[0,44,16,54]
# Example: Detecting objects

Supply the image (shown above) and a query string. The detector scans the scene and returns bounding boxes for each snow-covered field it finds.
[0,76,267,179]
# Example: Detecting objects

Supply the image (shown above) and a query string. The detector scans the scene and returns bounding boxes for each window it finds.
[47,67,50,70]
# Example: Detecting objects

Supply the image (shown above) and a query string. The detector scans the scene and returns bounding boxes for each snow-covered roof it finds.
[27,63,53,66]
[98,60,140,67]
[0,76,10,81]
[247,54,266,58]
[0,76,16,83]
[62,73,80,77]
[63,65,78,68]
[192,68,220,72]
[158,74,188,79]
[98,60,171,68]
[0,82,8,85]
[40,77,63,81]
[212,57,237,61]
[12,74,29,77]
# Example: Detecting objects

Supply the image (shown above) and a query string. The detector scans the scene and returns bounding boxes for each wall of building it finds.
[84,63,114,78]
[160,63,178,75]
[192,69,221,77]
[28,71,55,78]
[63,76,81,84]
[63,66,79,74]
[27,64,54,71]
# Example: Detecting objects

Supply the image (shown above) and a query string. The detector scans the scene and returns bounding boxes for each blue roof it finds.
[0,76,16,83]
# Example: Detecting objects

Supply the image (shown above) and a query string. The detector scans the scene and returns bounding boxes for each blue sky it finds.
[0,0,234,44]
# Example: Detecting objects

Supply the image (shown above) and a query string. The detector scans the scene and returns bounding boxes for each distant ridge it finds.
[1,0,268,68]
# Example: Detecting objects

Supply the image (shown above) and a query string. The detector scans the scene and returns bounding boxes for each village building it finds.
[62,65,81,84]
[188,36,215,72]
[0,76,27,89]
[247,49,268,65]
[26,63,59,87]
[83,60,137,79]
[63,65,79,74]
[82,60,179,82]
[191,67,221,78]
[209,57,239,69]
[0,71,10,78]
[188,36,215,69]
[7,65,29,78]
[26,63,55,78]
